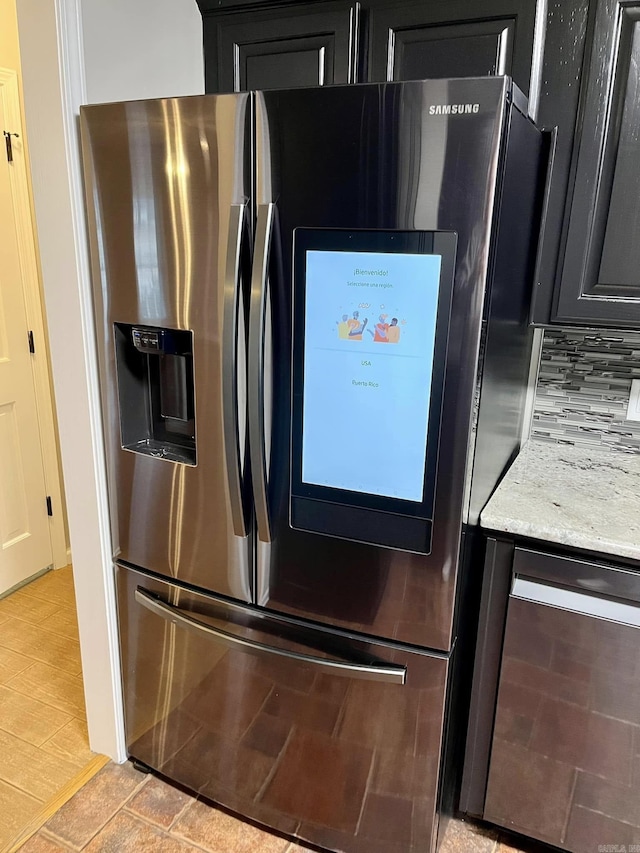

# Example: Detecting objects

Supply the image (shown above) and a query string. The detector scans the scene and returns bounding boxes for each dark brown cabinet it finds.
[366,0,537,95]
[532,0,640,328]
[464,543,640,852]
[529,0,591,325]
[198,0,539,96]
[202,1,359,93]
[553,0,640,327]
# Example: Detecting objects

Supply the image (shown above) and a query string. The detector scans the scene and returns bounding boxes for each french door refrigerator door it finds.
[117,563,450,853]
[249,79,509,650]
[81,94,253,601]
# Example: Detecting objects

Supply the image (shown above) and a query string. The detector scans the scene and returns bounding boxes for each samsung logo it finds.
[429,103,480,115]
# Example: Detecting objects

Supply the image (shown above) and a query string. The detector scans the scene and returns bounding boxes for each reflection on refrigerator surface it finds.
[120,567,448,853]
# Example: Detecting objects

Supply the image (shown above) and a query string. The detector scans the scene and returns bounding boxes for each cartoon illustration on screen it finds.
[387,318,401,343]
[365,314,402,343]
[346,311,368,340]
[336,314,350,339]
[335,310,404,343]
[367,314,390,342]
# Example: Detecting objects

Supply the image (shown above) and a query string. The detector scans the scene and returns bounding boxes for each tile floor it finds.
[18,760,541,852]
[0,567,95,849]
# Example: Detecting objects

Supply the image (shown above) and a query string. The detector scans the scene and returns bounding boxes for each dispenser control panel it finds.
[132,328,162,353]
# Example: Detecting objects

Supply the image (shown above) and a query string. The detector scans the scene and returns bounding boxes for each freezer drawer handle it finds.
[135,587,407,685]
[222,202,248,538]
[248,203,275,543]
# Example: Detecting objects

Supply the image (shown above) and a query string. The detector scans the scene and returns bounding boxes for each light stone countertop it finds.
[480,441,640,562]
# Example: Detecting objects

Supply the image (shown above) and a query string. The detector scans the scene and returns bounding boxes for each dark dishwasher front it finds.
[484,550,640,851]
[116,564,450,853]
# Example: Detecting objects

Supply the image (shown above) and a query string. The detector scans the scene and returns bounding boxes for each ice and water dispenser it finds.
[114,323,196,465]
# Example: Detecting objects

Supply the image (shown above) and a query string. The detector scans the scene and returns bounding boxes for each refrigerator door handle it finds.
[248,203,275,543]
[223,203,248,538]
[135,587,407,684]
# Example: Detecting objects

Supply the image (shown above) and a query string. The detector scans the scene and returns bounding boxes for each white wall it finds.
[81,0,203,104]
[15,0,204,761]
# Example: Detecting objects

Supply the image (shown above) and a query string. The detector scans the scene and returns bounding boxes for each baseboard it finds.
[0,566,52,599]
[54,547,72,570]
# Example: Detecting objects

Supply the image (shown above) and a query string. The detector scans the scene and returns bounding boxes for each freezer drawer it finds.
[484,553,640,851]
[117,564,450,853]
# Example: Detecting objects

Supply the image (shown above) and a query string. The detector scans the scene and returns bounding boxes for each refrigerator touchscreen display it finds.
[301,250,441,502]
[291,229,456,553]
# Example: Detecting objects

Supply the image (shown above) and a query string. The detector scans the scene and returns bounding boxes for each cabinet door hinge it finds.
[3,131,19,163]
[46,496,53,516]
[28,330,35,353]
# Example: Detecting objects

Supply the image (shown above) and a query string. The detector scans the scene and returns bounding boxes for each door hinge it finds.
[3,131,19,163]
[46,496,53,516]
[28,330,35,353]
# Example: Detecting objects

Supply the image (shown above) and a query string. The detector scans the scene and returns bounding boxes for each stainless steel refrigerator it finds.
[81,77,543,853]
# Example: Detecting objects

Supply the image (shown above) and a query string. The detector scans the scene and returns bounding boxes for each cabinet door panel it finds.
[204,2,358,94]
[599,26,640,288]
[485,582,640,850]
[242,38,334,90]
[528,0,591,325]
[556,0,640,326]
[367,0,536,95]
[392,20,515,83]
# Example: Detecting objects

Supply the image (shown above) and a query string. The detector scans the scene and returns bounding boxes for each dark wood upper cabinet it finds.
[553,0,640,326]
[202,2,359,93]
[366,0,537,95]
[199,0,539,95]
[528,0,590,326]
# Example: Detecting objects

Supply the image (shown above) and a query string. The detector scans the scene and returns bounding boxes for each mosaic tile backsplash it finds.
[531,328,640,453]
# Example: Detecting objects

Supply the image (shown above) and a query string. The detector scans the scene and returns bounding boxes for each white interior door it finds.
[0,96,52,595]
